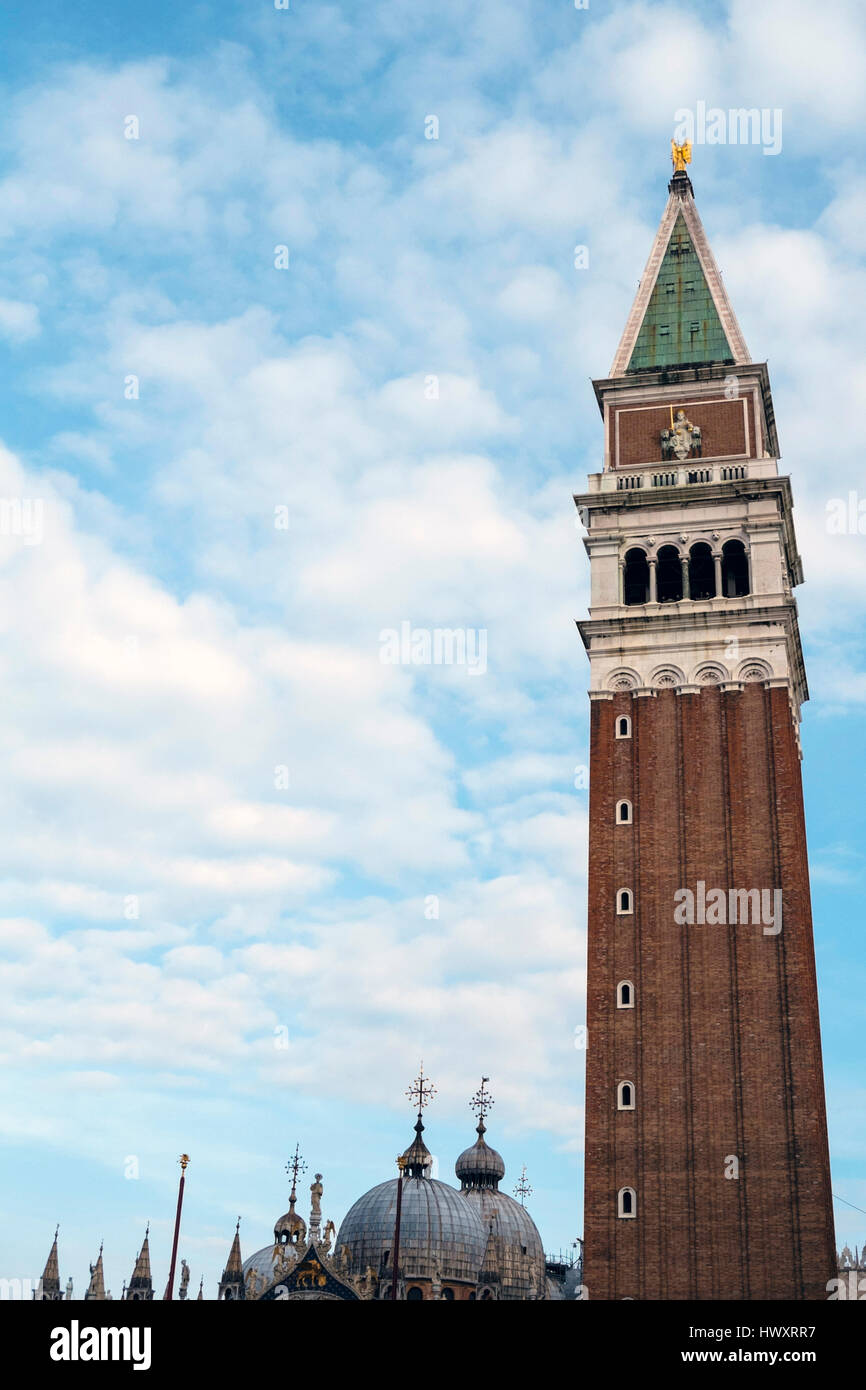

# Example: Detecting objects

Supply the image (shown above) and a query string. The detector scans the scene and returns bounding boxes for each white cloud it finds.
[0,297,39,340]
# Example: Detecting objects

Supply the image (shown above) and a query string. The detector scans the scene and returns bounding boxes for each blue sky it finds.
[0,0,864,1296]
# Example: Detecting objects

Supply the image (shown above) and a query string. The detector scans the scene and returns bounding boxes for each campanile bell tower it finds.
[576,147,836,1300]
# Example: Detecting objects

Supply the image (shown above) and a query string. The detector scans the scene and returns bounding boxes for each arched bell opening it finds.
[623,548,649,606]
[656,544,682,602]
[722,538,750,596]
[688,541,715,600]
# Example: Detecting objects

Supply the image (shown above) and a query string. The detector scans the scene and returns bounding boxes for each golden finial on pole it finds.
[391,1155,408,1300]
[164,1153,190,1299]
[671,139,692,173]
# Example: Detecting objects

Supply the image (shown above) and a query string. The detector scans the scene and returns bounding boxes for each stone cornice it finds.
[591,361,779,459]
[576,596,808,711]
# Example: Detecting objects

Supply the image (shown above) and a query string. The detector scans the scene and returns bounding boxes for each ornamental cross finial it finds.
[470,1076,494,1128]
[513,1164,533,1207]
[671,138,692,172]
[406,1061,436,1117]
[285,1142,307,1200]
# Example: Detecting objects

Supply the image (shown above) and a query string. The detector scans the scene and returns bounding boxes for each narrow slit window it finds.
[618,1187,636,1219]
[618,1081,635,1110]
[615,715,631,739]
[616,888,633,915]
[617,981,634,1009]
[616,799,632,824]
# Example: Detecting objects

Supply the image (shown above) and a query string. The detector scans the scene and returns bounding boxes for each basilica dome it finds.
[337,1177,487,1285]
[242,1242,280,1292]
[335,1119,487,1291]
[455,1128,505,1188]
[456,1120,546,1299]
[467,1189,546,1298]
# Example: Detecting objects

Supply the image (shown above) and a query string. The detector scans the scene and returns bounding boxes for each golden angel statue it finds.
[671,139,692,172]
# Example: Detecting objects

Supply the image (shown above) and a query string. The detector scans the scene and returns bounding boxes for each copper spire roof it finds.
[40,1225,61,1297]
[127,1225,152,1292]
[223,1219,244,1278]
[610,160,750,377]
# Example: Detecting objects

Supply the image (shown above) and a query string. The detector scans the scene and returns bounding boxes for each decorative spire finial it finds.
[285,1143,307,1208]
[402,1065,436,1177]
[406,1061,436,1121]
[513,1164,532,1207]
[470,1076,494,1135]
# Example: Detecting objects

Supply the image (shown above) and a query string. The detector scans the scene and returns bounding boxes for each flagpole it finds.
[389,1156,406,1301]
[163,1154,190,1301]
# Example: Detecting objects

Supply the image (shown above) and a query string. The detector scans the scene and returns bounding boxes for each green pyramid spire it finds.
[626,212,734,372]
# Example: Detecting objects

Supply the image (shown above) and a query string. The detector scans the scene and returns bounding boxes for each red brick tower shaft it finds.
[576,161,835,1300]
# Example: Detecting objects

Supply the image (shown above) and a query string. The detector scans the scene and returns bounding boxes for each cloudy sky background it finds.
[0,0,864,1294]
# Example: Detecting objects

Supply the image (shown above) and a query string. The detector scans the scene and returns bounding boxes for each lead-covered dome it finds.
[273,1205,306,1245]
[455,1122,506,1190]
[336,1174,487,1286]
[336,1115,487,1287]
[468,1188,546,1298]
[242,1243,281,1294]
[455,1115,547,1299]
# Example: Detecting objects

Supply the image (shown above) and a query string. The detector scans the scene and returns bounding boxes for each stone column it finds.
[648,557,658,603]
[681,555,691,600]
[713,551,722,597]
